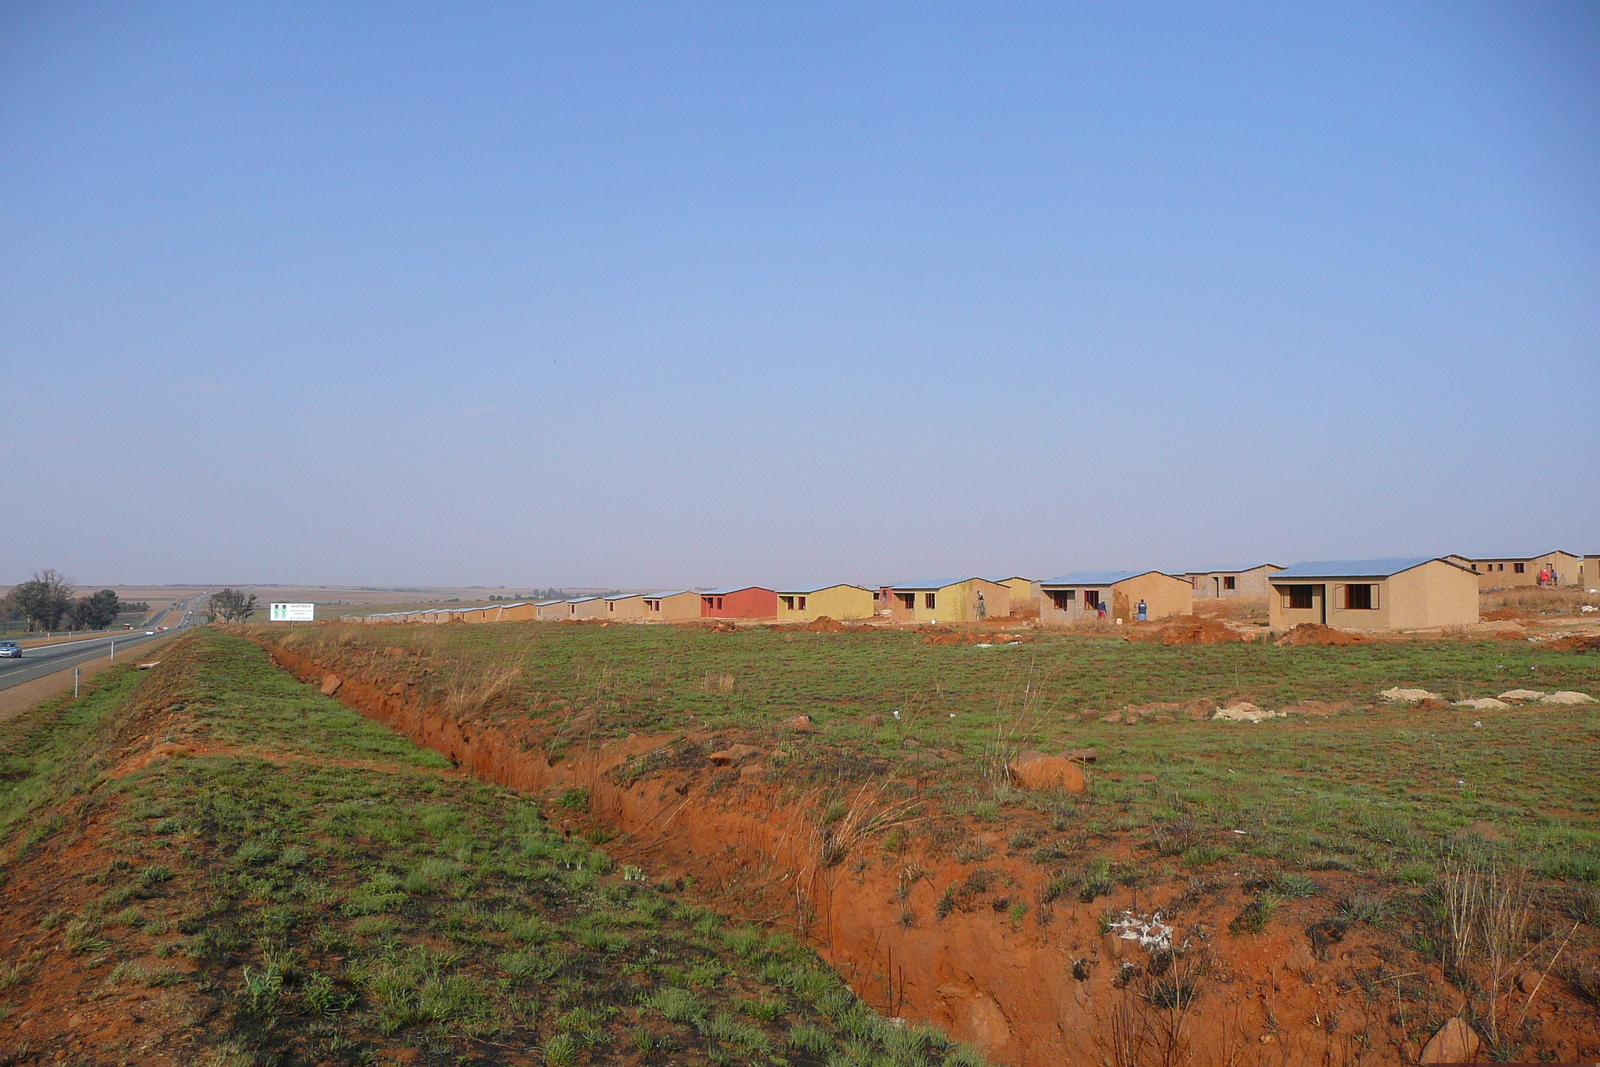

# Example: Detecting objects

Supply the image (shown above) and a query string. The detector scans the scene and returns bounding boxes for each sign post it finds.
[74,668,80,698]
[270,603,316,623]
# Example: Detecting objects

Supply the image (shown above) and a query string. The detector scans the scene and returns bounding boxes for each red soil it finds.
[1273,623,1371,647]
[252,637,1599,1066]
[1124,615,1243,645]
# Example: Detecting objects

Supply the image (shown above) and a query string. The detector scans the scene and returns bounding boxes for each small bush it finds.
[1337,893,1389,926]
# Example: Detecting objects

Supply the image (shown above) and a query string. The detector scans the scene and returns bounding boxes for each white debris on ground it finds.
[1540,691,1596,705]
[1453,698,1509,711]
[1498,690,1545,702]
[1211,702,1284,723]
[1379,687,1440,703]
[1107,911,1174,953]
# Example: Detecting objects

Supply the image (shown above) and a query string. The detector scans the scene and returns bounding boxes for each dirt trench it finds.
[257,638,1435,1067]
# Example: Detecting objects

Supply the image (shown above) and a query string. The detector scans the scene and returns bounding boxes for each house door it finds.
[1318,584,1327,625]
[1213,576,1221,597]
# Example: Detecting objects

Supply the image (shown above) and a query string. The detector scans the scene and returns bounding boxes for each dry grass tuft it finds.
[445,662,522,717]
[700,671,736,694]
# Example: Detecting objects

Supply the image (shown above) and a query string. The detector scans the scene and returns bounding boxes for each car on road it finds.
[0,640,20,659]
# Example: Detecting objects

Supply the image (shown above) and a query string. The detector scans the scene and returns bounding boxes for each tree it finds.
[11,569,74,631]
[208,588,257,623]
[73,589,121,630]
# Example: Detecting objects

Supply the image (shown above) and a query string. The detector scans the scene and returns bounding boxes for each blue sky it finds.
[3,2,1596,588]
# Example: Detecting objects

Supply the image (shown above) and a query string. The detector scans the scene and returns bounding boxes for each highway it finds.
[0,593,209,692]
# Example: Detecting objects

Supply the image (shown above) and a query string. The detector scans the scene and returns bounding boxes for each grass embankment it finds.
[0,630,986,1066]
[281,622,1600,880]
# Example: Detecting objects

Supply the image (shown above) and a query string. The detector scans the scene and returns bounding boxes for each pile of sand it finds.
[1275,623,1369,647]
[1541,634,1600,652]
[805,616,848,633]
[922,631,1031,646]
[1125,615,1243,646]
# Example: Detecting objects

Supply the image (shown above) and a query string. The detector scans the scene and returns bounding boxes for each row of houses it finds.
[347,549,1591,632]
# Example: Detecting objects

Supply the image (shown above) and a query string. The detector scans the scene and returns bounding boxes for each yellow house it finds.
[989,576,1041,616]
[1447,551,1582,590]
[566,596,607,620]
[776,584,875,622]
[641,590,702,622]
[534,599,569,621]
[1039,571,1192,625]
[602,594,648,621]
[884,578,1011,623]
[1268,557,1477,630]
[1583,556,1600,592]
[1182,564,1282,599]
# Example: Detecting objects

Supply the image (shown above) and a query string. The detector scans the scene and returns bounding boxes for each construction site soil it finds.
[241,627,1600,1066]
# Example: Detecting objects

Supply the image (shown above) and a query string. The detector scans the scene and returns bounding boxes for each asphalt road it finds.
[0,594,209,692]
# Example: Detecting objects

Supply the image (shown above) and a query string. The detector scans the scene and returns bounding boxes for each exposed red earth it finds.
[252,633,1600,1066]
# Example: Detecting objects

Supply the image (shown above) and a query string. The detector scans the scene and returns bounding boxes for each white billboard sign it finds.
[270,602,315,622]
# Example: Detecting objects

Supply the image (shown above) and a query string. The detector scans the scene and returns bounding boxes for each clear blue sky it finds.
[3,2,1596,589]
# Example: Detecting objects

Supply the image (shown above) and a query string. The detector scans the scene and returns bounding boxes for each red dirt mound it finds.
[922,631,1032,646]
[1542,634,1600,652]
[806,616,848,632]
[1274,623,1370,647]
[1482,607,1533,622]
[1125,615,1242,646]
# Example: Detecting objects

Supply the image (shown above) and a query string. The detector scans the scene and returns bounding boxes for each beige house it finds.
[989,576,1041,615]
[534,599,570,621]
[602,594,648,621]
[642,590,702,622]
[776,584,875,622]
[1039,571,1192,625]
[1182,564,1282,599]
[1584,556,1600,592]
[498,602,540,622]
[1269,557,1477,630]
[1447,551,1582,589]
[566,596,607,620]
[884,578,1011,623]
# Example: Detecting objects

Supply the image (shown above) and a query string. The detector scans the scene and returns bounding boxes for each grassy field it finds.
[0,632,988,1066]
[282,622,1600,884]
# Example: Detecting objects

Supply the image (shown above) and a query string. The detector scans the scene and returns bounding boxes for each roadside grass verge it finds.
[0,631,988,1066]
[265,622,1600,882]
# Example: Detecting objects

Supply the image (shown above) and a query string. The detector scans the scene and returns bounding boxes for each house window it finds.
[1223,576,1236,591]
[1049,590,1076,610]
[897,593,915,609]
[1345,584,1374,610]
[717,597,724,609]
[780,596,795,610]
[924,593,936,610]
[1286,586,1315,610]
[647,600,659,611]
[608,602,614,612]
[1083,590,1101,610]
[798,596,807,610]
[1471,564,1478,572]
[1514,563,1525,574]
[1498,564,1504,571]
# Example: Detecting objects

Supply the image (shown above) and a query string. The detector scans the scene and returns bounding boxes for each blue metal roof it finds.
[1040,571,1142,587]
[887,577,992,591]
[776,583,869,594]
[534,599,566,607]
[700,586,772,596]
[603,593,643,601]
[1179,564,1280,576]
[566,596,599,604]
[1272,557,1438,579]
[645,590,687,599]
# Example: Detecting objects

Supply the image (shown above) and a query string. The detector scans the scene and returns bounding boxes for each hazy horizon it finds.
[5,3,1596,589]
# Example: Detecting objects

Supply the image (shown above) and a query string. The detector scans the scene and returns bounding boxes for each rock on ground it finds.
[1379,687,1439,703]
[1008,750,1086,793]
[1453,698,1509,711]
[1540,691,1595,705]
[1498,689,1545,701]
[708,744,764,765]
[320,673,343,696]
[1212,702,1283,723]
[1419,1018,1480,1064]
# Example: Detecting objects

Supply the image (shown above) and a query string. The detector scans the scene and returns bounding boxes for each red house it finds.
[700,586,778,620]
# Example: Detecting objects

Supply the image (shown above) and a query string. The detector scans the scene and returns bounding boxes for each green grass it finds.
[0,630,992,1066]
[270,621,1600,881]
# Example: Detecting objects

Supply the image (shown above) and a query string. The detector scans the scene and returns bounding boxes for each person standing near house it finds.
[1538,567,1550,588]
[975,590,987,621]
[1136,599,1148,622]
[1096,599,1107,621]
